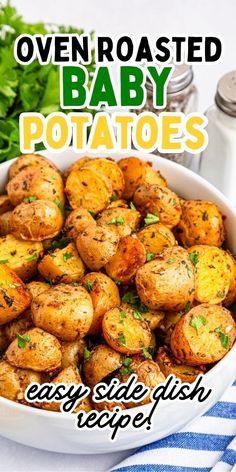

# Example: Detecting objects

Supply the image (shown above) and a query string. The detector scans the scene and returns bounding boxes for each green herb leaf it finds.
[133,311,144,320]
[88,211,96,217]
[111,193,119,202]
[84,347,92,361]
[63,252,72,262]
[107,216,125,225]
[189,251,199,266]
[123,357,132,367]
[142,345,152,359]
[118,334,126,345]
[51,237,72,250]
[23,196,37,203]
[17,332,30,349]
[144,213,159,225]
[0,259,9,264]
[120,367,132,375]
[166,258,175,264]
[53,199,65,216]
[120,309,127,320]
[84,280,94,293]
[26,253,38,262]
[129,202,136,210]
[146,252,155,262]
[180,301,192,316]
[190,315,207,335]
[215,327,230,349]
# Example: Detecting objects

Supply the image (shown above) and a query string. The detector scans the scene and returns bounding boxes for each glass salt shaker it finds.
[133,64,198,167]
[199,71,236,205]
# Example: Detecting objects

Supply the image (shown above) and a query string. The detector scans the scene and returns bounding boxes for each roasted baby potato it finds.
[156,346,205,383]
[63,156,91,180]
[134,184,182,229]
[224,252,236,307]
[188,245,231,304]
[10,200,64,241]
[136,246,195,311]
[105,235,146,284]
[0,264,31,325]
[61,338,86,370]
[143,309,165,331]
[0,360,44,402]
[6,328,62,372]
[0,234,43,281]
[76,224,119,271]
[137,223,176,255]
[97,207,141,238]
[64,208,96,240]
[102,304,151,354]
[83,344,122,387]
[8,153,59,180]
[0,195,13,214]
[107,199,128,209]
[118,157,167,200]
[0,211,13,236]
[158,310,185,345]
[4,311,34,343]
[171,304,236,365]
[38,242,86,284]
[31,285,93,342]
[82,272,120,334]
[176,200,225,247]
[84,158,125,198]
[7,166,65,207]
[26,281,50,299]
[65,167,112,213]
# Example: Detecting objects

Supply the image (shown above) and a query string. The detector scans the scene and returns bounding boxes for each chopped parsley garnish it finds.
[217,290,225,299]
[190,315,207,335]
[118,334,126,345]
[123,357,132,367]
[215,327,230,349]
[63,252,72,262]
[142,345,152,359]
[84,347,92,361]
[111,193,119,202]
[0,259,9,264]
[23,196,38,203]
[26,253,38,262]
[51,237,72,250]
[133,311,144,321]
[180,301,192,316]
[146,252,155,262]
[120,367,132,375]
[113,278,121,285]
[84,280,94,293]
[17,333,30,349]
[119,309,127,322]
[166,258,175,264]
[189,251,199,266]
[107,216,125,225]
[144,213,159,225]
[53,199,65,216]
[88,210,96,217]
[129,202,136,210]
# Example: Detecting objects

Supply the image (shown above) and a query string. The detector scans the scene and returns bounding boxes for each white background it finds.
[1,0,236,471]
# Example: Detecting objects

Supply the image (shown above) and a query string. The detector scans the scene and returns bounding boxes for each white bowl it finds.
[0,150,235,454]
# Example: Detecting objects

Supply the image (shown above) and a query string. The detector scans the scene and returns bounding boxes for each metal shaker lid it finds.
[146,64,193,94]
[215,71,236,117]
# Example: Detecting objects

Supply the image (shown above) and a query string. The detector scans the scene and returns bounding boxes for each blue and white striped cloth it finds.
[111,380,236,472]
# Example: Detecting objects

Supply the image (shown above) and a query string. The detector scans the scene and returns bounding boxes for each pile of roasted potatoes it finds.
[0,154,235,412]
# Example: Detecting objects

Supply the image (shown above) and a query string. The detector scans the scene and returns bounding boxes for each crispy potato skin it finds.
[31,285,93,342]
[188,245,231,304]
[64,208,96,239]
[0,360,43,402]
[156,346,205,383]
[102,305,151,354]
[136,246,195,311]
[82,272,120,334]
[4,311,34,343]
[0,265,31,325]
[83,344,122,387]
[105,235,146,285]
[143,309,165,330]
[0,234,43,281]
[61,338,85,370]
[97,207,141,238]
[118,157,167,200]
[7,166,65,207]
[6,328,62,372]
[76,224,119,271]
[26,281,50,299]
[38,242,86,284]
[171,304,236,365]
[65,167,112,213]
[224,252,236,306]
[63,157,91,180]
[158,310,185,345]
[134,184,182,229]
[84,158,125,198]
[0,195,13,215]
[137,223,176,255]
[8,154,60,180]
[0,211,12,236]
[176,200,225,247]
[10,200,64,241]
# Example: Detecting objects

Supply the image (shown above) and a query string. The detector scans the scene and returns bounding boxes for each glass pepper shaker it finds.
[133,64,198,167]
